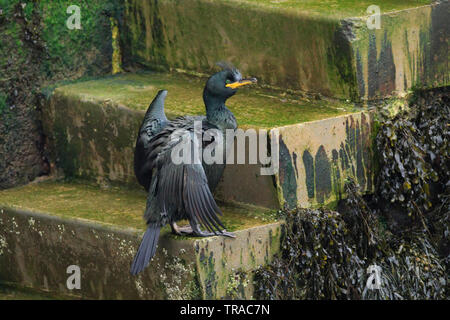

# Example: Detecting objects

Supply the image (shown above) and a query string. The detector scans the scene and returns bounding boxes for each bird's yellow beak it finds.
[226,77,257,89]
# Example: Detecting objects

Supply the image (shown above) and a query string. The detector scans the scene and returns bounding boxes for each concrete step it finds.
[0,180,282,299]
[42,72,374,210]
[45,72,355,129]
[121,0,448,100]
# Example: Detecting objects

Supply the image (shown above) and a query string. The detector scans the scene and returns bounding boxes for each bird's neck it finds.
[204,94,237,131]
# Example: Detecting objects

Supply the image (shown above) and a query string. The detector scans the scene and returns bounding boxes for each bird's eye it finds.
[225,79,232,84]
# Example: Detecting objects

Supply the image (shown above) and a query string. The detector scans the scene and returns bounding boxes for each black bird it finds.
[131,66,257,275]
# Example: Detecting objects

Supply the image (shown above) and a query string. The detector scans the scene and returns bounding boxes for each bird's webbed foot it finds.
[171,222,236,238]
[170,222,235,238]
[171,222,194,236]
[191,223,236,238]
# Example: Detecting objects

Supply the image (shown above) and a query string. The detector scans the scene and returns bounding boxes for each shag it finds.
[131,66,257,275]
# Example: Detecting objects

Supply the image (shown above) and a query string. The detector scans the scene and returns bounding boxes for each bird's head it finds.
[203,63,257,103]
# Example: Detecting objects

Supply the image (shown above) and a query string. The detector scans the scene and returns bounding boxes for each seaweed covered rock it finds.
[255,207,366,300]
[374,87,449,275]
[255,179,447,300]
[0,2,49,189]
[375,87,449,222]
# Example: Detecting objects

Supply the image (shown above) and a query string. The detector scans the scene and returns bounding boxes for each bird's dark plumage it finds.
[131,67,256,275]
[134,90,168,191]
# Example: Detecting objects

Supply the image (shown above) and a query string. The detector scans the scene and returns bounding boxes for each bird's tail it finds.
[130,224,161,275]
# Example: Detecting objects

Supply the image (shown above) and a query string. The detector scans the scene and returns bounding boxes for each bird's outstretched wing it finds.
[135,90,169,190]
[145,121,225,234]
[141,90,169,136]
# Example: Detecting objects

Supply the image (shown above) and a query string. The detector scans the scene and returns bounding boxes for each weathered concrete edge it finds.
[121,0,356,99]
[0,206,142,237]
[0,206,283,299]
[0,206,196,299]
[194,221,284,299]
[42,90,280,208]
[121,0,448,100]
[348,1,449,99]
[271,110,375,209]
[43,89,377,210]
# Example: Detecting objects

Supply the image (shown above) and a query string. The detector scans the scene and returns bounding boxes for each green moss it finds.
[38,0,122,78]
[230,0,432,18]
[122,0,344,96]
[54,72,355,128]
[22,2,34,20]
[0,0,121,82]
[0,180,276,231]
[0,6,28,77]
[121,0,433,99]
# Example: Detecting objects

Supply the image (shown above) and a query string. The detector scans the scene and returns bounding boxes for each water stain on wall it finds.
[302,150,315,200]
[278,135,298,208]
[315,145,332,204]
[294,114,373,208]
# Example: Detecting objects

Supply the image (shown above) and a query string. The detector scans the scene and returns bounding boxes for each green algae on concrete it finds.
[41,73,375,209]
[42,90,143,186]
[194,222,283,299]
[273,111,375,209]
[213,110,377,210]
[352,1,449,99]
[0,206,199,299]
[0,180,277,232]
[0,199,282,299]
[229,0,432,18]
[120,0,446,100]
[0,180,147,230]
[121,0,360,99]
[38,0,122,78]
[53,72,354,129]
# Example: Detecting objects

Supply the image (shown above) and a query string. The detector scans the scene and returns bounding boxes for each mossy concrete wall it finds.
[0,0,122,189]
[41,87,284,208]
[38,0,121,79]
[120,0,448,100]
[0,0,115,83]
[351,1,449,99]
[0,207,195,299]
[42,90,143,187]
[273,112,374,209]
[0,207,281,299]
[42,90,374,210]
[121,0,358,100]
[195,222,282,299]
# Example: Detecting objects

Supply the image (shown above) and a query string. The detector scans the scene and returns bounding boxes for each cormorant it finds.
[131,66,257,275]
